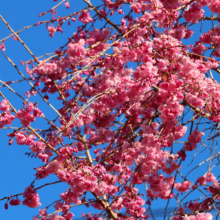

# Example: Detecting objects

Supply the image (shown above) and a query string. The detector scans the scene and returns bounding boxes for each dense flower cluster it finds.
[23,186,41,208]
[15,102,42,127]
[2,0,220,219]
[0,99,15,128]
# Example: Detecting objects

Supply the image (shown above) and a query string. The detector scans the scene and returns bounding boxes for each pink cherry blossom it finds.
[174,181,192,193]
[22,186,41,208]
[0,99,10,111]
[183,5,204,23]
[0,112,15,128]
[78,10,93,24]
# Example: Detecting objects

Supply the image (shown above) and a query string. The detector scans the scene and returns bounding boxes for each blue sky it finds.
[0,1,220,220]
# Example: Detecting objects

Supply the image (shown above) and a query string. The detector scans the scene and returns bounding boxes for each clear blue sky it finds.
[0,1,219,220]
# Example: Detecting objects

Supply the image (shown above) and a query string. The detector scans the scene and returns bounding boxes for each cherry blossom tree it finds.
[1,0,220,219]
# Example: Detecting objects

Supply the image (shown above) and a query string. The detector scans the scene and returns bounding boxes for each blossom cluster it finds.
[2,0,220,219]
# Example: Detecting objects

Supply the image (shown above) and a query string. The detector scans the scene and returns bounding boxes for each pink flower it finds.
[188,201,201,212]
[0,99,10,111]
[192,43,206,55]
[163,162,179,174]
[0,113,15,128]
[51,214,65,220]
[46,161,60,174]
[29,141,46,153]
[184,143,197,151]
[174,181,191,193]
[15,132,35,145]
[37,62,58,75]
[33,108,43,117]
[196,0,211,7]
[183,5,204,23]
[184,29,194,39]
[78,10,93,24]
[177,150,187,161]
[15,103,42,127]
[39,209,47,216]
[64,2,70,9]
[118,9,124,14]
[38,152,49,163]
[0,41,5,51]
[102,28,111,38]
[9,198,21,206]
[22,186,41,208]
[174,125,187,140]
[16,110,35,127]
[205,172,216,182]
[130,3,142,14]
[197,176,206,185]
[208,0,220,13]
[67,39,85,57]
[99,9,107,16]
[47,26,56,37]
[188,130,204,144]
[186,94,204,107]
